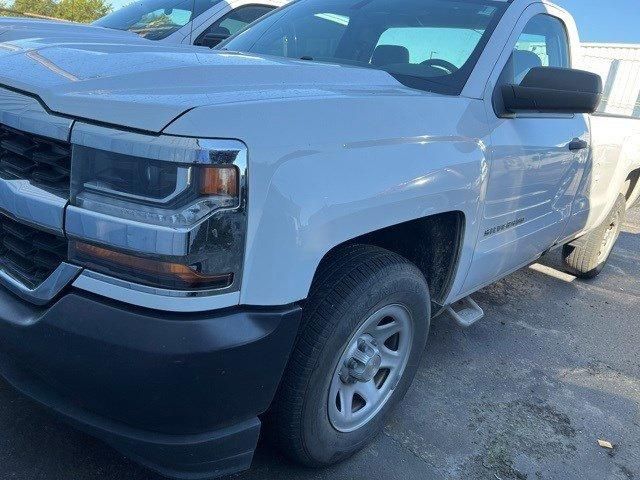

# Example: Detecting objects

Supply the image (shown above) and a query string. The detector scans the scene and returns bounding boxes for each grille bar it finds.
[0,214,68,288]
[0,124,71,194]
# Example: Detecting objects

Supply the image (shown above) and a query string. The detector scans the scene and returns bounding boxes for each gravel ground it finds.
[1,208,639,480]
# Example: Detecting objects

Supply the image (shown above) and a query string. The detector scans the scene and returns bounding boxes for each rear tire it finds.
[562,194,626,279]
[268,244,430,466]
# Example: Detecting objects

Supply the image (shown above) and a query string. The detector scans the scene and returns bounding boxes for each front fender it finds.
[165,94,491,306]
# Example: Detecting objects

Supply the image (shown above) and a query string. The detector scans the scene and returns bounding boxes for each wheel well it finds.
[315,212,465,306]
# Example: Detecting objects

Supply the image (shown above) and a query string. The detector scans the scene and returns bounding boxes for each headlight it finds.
[65,124,247,293]
[70,146,239,227]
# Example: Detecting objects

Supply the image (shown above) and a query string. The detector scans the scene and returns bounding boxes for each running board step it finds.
[446,296,484,327]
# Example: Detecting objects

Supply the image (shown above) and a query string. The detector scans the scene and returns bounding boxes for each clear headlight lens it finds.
[67,141,247,292]
[71,146,239,227]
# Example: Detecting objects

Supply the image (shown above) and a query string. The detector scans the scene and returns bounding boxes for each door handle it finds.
[568,138,589,151]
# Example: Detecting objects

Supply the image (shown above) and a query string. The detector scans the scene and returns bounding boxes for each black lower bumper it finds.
[0,288,301,479]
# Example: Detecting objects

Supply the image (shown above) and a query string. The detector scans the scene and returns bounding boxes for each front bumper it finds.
[0,287,301,479]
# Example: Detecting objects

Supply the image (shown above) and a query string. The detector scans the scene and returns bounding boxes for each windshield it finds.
[220,0,507,94]
[93,0,224,40]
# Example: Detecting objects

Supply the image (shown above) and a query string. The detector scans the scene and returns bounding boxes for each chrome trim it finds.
[65,206,191,256]
[0,87,72,141]
[0,88,75,302]
[73,269,241,313]
[78,269,235,297]
[0,177,67,234]
[71,122,246,165]
[0,88,71,234]
[0,262,82,306]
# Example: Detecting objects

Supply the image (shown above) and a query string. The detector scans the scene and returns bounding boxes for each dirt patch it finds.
[464,400,577,480]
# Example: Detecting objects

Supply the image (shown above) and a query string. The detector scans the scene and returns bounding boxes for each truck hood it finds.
[0,42,415,132]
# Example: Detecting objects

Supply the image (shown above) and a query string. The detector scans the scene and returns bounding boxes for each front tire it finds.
[269,245,430,466]
[562,194,626,279]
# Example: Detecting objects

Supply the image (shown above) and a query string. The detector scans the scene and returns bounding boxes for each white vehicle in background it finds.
[0,0,287,47]
[93,0,287,47]
[0,17,145,43]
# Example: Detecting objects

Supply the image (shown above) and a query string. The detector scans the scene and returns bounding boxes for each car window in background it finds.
[196,5,276,47]
[220,0,507,95]
[93,0,224,40]
[216,5,275,36]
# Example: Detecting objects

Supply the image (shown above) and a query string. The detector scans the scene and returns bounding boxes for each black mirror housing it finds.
[499,67,602,116]
[195,27,231,48]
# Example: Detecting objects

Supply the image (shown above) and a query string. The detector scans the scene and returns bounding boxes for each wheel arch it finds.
[308,211,466,310]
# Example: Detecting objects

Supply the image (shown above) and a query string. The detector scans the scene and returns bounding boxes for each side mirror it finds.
[195,27,231,48]
[499,67,602,116]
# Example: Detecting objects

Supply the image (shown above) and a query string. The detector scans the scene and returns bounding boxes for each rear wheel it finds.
[562,194,626,279]
[269,245,430,466]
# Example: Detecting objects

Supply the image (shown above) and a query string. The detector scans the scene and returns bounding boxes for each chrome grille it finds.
[0,214,68,288]
[0,124,71,194]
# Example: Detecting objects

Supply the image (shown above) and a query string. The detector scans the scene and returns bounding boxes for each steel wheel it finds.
[597,209,621,263]
[328,304,413,433]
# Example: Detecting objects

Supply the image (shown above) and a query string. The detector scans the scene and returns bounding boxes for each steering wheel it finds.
[420,58,459,74]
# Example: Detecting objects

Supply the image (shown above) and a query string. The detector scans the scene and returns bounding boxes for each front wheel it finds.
[562,194,626,279]
[268,245,430,466]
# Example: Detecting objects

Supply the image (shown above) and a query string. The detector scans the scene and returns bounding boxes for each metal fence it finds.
[581,43,640,119]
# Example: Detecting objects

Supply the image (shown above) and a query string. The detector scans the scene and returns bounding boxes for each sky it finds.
[554,0,639,44]
[106,0,640,45]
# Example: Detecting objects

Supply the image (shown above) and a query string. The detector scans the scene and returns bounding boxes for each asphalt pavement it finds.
[1,208,639,480]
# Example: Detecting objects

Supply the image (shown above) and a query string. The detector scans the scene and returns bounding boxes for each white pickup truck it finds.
[0,0,638,479]
[0,0,286,47]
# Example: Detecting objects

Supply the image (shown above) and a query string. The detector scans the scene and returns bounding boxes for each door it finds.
[462,12,590,292]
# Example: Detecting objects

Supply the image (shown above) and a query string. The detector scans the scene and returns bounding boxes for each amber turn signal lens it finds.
[71,241,233,290]
[200,166,238,197]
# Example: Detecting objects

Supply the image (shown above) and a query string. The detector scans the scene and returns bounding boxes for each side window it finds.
[196,5,275,47]
[501,14,570,85]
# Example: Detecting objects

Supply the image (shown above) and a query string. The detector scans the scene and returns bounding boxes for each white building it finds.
[581,43,640,118]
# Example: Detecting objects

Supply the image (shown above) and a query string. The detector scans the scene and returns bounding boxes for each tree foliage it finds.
[12,0,57,18]
[9,0,112,22]
[54,0,111,22]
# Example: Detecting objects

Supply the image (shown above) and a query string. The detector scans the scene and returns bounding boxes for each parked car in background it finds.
[0,0,638,479]
[0,17,144,43]
[93,0,286,46]
[0,0,286,47]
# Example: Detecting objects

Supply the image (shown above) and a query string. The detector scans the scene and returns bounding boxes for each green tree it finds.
[54,0,112,22]
[12,0,57,17]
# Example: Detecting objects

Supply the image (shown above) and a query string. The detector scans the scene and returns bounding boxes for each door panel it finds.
[463,118,586,290]
[461,13,589,292]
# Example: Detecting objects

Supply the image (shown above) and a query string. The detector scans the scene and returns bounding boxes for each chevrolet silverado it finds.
[0,0,638,478]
